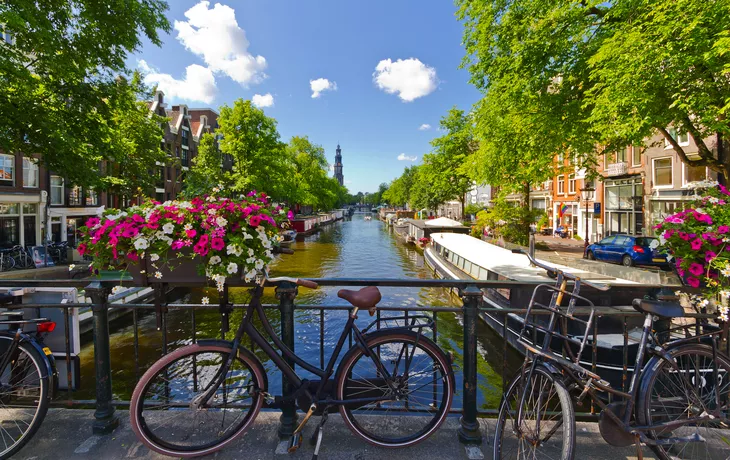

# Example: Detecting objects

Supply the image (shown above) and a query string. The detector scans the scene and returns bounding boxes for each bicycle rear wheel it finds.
[0,337,51,459]
[494,363,575,460]
[335,331,454,448]
[637,343,730,460]
[0,255,14,272]
[130,343,266,458]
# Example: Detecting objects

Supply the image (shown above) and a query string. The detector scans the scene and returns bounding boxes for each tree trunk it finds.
[460,193,466,221]
[523,182,531,245]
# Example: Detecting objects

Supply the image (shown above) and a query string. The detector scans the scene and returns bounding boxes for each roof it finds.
[191,121,201,137]
[430,232,637,285]
[166,110,180,130]
[424,217,466,228]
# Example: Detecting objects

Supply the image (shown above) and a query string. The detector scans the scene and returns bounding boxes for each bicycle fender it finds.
[197,339,269,392]
[19,334,59,399]
[637,343,714,399]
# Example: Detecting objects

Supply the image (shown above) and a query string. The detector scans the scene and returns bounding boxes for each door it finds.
[609,235,631,262]
[592,236,615,260]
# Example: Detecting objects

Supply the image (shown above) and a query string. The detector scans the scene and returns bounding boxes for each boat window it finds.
[443,248,448,257]
[464,260,472,273]
[479,266,488,279]
[471,264,480,277]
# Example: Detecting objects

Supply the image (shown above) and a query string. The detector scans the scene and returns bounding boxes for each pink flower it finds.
[77,243,87,256]
[121,227,139,239]
[193,243,208,257]
[688,263,704,276]
[287,210,294,220]
[719,225,729,234]
[186,229,197,238]
[132,214,145,223]
[719,184,729,196]
[249,215,262,227]
[690,239,703,251]
[171,240,184,250]
[112,248,118,260]
[679,232,689,241]
[686,276,701,288]
[85,217,100,228]
[677,268,685,277]
[705,251,717,263]
[127,252,139,261]
[198,234,209,245]
[211,237,225,251]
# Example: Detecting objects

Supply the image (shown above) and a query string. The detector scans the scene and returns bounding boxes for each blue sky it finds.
[132,1,481,193]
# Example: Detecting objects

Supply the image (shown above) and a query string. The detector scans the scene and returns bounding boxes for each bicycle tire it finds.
[0,255,14,272]
[637,343,730,460]
[0,336,51,459]
[130,342,266,458]
[14,251,33,270]
[494,363,575,460]
[335,330,454,448]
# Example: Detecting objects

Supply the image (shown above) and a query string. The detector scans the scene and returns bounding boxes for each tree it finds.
[217,99,289,198]
[382,165,418,207]
[183,133,223,197]
[457,0,730,180]
[0,0,171,186]
[283,136,341,210]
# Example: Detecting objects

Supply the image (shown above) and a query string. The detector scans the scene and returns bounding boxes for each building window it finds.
[653,158,673,188]
[50,176,64,205]
[181,128,189,147]
[181,148,188,167]
[69,185,82,206]
[568,174,576,194]
[632,146,642,167]
[617,147,628,163]
[557,176,565,195]
[86,189,98,206]
[23,158,39,188]
[684,164,707,185]
[666,128,690,148]
[0,154,14,186]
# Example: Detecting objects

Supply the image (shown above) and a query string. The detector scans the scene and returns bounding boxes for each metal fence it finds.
[0,277,721,446]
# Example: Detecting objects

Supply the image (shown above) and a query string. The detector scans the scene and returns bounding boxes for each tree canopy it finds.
[457,0,730,180]
[0,0,171,188]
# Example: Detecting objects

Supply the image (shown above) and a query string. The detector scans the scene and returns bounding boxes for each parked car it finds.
[586,234,669,268]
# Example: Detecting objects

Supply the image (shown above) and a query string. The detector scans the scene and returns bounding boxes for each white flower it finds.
[246,256,256,264]
[155,231,165,239]
[212,186,221,193]
[227,262,239,274]
[150,253,160,262]
[162,223,175,234]
[209,255,222,265]
[207,208,217,215]
[68,264,75,271]
[243,232,253,240]
[201,296,210,305]
[255,259,264,270]
[216,216,228,227]
[206,195,217,202]
[111,286,124,295]
[244,269,257,282]
[263,240,272,249]
[721,265,730,278]
[134,238,149,250]
[265,250,274,259]
[154,271,162,279]
[184,223,193,231]
[178,201,192,209]
[248,248,255,257]
[215,275,226,285]
[227,245,242,256]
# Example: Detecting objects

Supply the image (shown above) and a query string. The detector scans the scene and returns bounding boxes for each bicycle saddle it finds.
[338,286,382,315]
[632,299,684,318]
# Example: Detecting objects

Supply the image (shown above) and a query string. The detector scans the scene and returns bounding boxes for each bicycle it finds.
[493,249,730,460]
[7,246,33,270]
[0,251,14,272]
[0,296,59,459]
[129,275,455,458]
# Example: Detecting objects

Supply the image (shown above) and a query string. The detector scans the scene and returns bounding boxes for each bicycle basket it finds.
[517,275,597,372]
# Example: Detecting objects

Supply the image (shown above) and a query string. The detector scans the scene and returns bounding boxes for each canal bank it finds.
[73,215,522,411]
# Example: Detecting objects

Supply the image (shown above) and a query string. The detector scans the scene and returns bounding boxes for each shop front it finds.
[603,176,644,236]
[0,197,43,249]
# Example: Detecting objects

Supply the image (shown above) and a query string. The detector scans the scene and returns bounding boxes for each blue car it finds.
[586,234,669,268]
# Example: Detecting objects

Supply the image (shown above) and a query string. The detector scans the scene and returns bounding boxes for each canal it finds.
[75,215,522,411]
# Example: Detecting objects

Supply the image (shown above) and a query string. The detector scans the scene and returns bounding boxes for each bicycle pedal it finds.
[287,432,303,453]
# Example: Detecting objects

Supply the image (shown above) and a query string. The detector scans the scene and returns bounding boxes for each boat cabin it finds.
[406,218,470,241]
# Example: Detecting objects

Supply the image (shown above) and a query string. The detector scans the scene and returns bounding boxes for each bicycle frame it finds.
[197,285,413,409]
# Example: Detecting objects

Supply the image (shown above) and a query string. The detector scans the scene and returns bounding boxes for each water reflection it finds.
[76,216,522,409]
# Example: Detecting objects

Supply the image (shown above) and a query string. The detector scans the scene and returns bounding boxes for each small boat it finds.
[364,216,372,221]
[281,230,297,241]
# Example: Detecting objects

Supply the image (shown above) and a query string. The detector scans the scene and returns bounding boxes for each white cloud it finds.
[373,58,438,102]
[310,78,337,98]
[397,153,418,162]
[174,1,267,86]
[252,93,274,108]
[419,123,431,131]
[139,60,217,104]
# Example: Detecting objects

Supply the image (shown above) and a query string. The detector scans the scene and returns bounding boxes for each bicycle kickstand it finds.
[310,408,329,460]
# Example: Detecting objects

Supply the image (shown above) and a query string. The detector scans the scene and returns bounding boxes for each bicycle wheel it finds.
[637,343,730,460]
[336,331,454,447]
[494,363,575,460]
[130,342,266,458]
[0,337,51,459]
[14,252,32,270]
[0,256,14,272]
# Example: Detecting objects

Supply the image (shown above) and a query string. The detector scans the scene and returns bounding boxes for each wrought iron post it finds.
[458,285,483,445]
[86,281,119,434]
[276,281,298,438]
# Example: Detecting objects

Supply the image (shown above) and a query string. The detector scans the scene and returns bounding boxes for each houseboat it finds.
[405,217,470,242]
[424,232,667,389]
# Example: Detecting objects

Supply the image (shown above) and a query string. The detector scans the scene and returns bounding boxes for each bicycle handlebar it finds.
[511,249,610,292]
[265,276,319,289]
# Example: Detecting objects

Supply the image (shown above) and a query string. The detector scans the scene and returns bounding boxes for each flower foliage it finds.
[655,183,730,320]
[78,190,293,290]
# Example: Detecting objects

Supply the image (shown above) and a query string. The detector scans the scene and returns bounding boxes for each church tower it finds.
[334,144,344,186]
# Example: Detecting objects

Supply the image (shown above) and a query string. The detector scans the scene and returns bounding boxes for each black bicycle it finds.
[0,297,58,459]
[130,276,455,458]
[494,250,730,460]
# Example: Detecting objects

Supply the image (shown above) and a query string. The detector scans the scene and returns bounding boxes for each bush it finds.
[472,200,545,246]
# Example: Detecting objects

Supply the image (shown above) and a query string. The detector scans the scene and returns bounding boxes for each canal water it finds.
[76,215,522,411]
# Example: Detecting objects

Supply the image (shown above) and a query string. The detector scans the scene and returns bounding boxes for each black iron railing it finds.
[0,277,722,446]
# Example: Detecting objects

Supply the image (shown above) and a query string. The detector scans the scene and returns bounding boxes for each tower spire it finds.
[334,144,344,186]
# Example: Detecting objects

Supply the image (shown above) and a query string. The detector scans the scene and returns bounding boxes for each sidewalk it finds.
[535,234,587,259]
[17,409,658,460]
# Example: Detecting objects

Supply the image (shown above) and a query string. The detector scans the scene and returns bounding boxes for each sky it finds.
[131,0,482,194]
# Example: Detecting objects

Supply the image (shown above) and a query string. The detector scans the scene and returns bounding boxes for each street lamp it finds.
[580,186,595,255]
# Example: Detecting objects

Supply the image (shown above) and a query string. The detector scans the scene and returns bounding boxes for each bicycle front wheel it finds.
[130,343,266,458]
[637,343,730,460]
[336,331,454,448]
[494,363,575,460]
[0,337,51,459]
[0,256,14,272]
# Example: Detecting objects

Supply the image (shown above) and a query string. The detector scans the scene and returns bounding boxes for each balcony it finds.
[605,162,628,177]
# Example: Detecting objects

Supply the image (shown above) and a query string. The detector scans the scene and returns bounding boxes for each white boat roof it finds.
[425,217,464,227]
[430,232,637,286]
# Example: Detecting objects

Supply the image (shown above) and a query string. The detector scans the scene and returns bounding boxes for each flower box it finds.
[79,191,292,289]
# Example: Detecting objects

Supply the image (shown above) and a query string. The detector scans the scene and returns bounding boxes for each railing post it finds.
[276,281,298,439]
[86,281,119,434]
[458,284,483,446]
